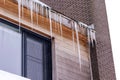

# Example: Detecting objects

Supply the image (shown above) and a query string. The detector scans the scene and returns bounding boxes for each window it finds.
[0,19,22,75]
[0,19,52,80]
[22,30,52,80]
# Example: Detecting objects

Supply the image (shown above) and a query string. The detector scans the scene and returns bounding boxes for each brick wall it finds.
[40,0,116,80]
[40,0,91,24]
[91,0,116,80]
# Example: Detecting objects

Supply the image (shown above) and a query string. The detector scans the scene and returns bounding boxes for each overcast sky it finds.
[105,0,120,79]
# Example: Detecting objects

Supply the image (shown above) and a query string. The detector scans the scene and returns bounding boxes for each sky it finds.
[105,0,120,79]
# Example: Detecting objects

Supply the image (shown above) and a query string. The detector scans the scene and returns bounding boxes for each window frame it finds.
[22,29,52,80]
[0,18,22,75]
[0,18,52,80]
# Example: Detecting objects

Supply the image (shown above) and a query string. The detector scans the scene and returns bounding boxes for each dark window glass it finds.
[22,31,52,80]
[26,37,43,60]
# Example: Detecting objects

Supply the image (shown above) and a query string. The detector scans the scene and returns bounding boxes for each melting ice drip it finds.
[74,22,82,70]
[4,0,5,4]
[18,0,21,32]
[30,0,33,29]
[49,8,53,37]
[71,21,76,61]
[59,14,62,37]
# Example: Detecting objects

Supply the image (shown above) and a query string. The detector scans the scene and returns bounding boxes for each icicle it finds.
[49,8,53,38]
[79,25,82,33]
[21,0,24,19]
[71,21,76,54]
[87,28,90,45]
[88,24,96,47]
[92,30,96,42]
[41,5,44,16]
[23,0,25,6]
[18,0,21,32]
[25,0,27,8]
[72,31,75,54]
[57,14,59,31]
[26,0,29,9]
[55,13,58,31]
[87,28,94,80]
[40,5,44,22]
[38,4,41,26]
[90,29,94,47]
[74,22,81,70]
[33,1,36,12]
[4,0,5,5]
[59,14,63,37]
[36,3,39,27]
[91,29,96,47]
[30,0,33,28]
[45,7,47,18]
[54,12,57,29]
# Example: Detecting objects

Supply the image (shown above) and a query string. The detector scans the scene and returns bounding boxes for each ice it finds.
[74,22,81,70]
[30,0,33,28]
[59,14,63,37]
[71,21,76,54]
[49,8,53,38]
[54,12,57,29]
[18,0,21,32]
[35,3,39,27]
[21,0,24,19]
[4,0,5,4]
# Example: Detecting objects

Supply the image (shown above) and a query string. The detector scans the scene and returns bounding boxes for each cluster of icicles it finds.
[15,0,96,71]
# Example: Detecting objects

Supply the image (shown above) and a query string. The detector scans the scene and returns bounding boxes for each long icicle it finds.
[18,0,21,32]
[45,7,47,18]
[38,4,41,27]
[87,28,93,80]
[4,0,5,4]
[30,0,33,29]
[72,21,76,55]
[21,0,24,19]
[21,0,24,29]
[57,14,59,32]
[92,30,96,43]
[75,22,81,70]
[41,5,44,22]
[49,8,53,38]
[35,2,39,27]
[55,12,57,30]
[59,14,63,38]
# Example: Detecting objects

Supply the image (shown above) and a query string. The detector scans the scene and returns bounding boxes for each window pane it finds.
[26,37,43,60]
[25,36,43,80]
[27,57,43,80]
[0,23,21,75]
